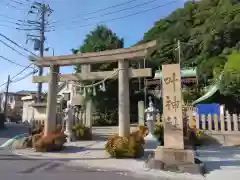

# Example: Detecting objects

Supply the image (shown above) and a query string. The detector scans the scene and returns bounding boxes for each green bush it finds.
[105,131,145,158]
[220,52,240,97]
[72,124,92,140]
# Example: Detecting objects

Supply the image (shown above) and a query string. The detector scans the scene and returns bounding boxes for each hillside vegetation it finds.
[140,0,240,80]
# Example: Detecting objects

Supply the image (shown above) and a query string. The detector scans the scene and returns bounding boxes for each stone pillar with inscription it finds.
[154,64,196,168]
[162,64,184,149]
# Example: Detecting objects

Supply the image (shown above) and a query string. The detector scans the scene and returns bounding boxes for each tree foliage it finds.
[72,25,124,122]
[140,0,240,79]
[72,25,124,72]
[219,52,240,98]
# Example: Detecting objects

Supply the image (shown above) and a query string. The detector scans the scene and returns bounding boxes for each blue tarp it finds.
[197,104,220,117]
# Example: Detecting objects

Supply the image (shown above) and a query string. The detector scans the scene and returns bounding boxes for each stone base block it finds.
[145,146,205,175]
[155,146,195,165]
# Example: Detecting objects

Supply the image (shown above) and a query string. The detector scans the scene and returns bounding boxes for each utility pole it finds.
[37,3,46,103]
[3,75,10,122]
[26,2,53,102]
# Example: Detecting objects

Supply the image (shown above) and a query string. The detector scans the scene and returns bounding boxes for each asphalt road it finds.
[0,124,153,180]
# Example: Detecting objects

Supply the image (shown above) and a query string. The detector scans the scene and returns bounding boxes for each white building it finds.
[0,91,36,121]
[21,81,85,123]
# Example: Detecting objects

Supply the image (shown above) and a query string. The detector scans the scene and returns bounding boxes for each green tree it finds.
[72,25,124,72]
[139,0,240,77]
[219,52,240,99]
[197,56,227,81]
[72,25,124,124]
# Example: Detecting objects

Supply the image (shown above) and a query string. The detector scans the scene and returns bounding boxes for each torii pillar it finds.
[118,59,130,137]
[45,65,59,135]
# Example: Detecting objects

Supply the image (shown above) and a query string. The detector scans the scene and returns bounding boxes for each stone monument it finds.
[153,64,202,174]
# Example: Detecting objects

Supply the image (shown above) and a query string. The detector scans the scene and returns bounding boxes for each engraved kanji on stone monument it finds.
[165,96,180,112]
[162,63,184,149]
[155,63,196,167]
[166,116,180,129]
[163,72,179,92]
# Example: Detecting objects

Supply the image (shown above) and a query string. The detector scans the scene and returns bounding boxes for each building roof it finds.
[154,68,197,79]
[15,90,37,95]
[1,90,37,96]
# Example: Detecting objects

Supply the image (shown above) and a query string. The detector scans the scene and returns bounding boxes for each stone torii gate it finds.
[30,40,158,137]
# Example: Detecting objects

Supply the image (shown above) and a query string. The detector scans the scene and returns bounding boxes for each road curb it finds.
[0,133,29,148]
[67,161,204,180]
[11,148,204,180]
[10,138,205,180]
[10,148,63,160]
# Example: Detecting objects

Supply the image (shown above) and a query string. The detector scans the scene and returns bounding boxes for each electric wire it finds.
[50,1,178,31]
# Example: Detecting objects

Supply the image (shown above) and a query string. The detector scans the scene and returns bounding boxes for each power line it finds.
[9,0,30,6]
[50,1,240,32]
[52,0,158,26]
[0,55,32,68]
[0,64,36,89]
[6,4,28,11]
[52,0,178,31]
[12,69,37,83]
[0,24,20,29]
[0,39,29,58]
[11,64,33,80]
[51,0,139,23]
[0,33,38,57]
[0,1,38,90]
[6,0,32,11]
[0,13,22,21]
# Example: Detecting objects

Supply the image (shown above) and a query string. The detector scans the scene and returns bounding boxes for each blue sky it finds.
[0,0,186,92]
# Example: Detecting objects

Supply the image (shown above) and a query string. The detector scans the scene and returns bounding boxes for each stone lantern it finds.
[64,101,74,142]
[144,97,159,153]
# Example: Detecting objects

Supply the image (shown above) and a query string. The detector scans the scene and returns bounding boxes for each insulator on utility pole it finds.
[34,39,40,51]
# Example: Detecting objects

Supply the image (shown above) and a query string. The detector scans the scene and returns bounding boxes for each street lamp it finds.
[45,47,54,56]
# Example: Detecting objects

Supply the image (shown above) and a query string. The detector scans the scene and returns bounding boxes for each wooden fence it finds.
[156,111,240,133]
[29,103,240,134]
[190,113,240,132]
